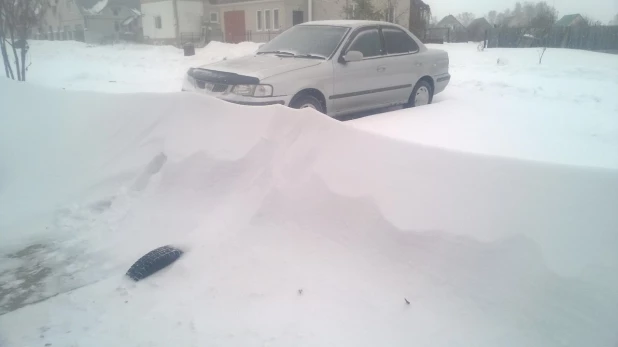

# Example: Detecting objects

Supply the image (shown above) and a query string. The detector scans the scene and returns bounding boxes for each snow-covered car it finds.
[182,20,450,117]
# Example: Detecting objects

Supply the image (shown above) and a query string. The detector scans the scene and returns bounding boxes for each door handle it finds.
[377,66,386,72]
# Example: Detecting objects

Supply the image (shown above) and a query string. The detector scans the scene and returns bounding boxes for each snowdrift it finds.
[1,80,617,347]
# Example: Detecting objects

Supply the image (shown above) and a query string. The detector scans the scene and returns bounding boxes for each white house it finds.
[140,0,412,45]
[141,0,206,43]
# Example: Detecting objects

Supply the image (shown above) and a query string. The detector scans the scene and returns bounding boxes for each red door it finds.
[224,11,246,43]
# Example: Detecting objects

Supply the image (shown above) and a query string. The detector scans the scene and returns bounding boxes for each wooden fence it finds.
[486,26,618,52]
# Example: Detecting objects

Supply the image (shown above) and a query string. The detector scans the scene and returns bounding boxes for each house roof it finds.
[77,0,139,15]
[555,14,584,26]
[436,15,465,29]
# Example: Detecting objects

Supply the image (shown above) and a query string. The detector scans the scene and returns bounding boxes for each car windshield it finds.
[257,25,349,58]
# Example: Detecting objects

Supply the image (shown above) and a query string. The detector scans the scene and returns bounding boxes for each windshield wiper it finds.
[257,51,325,60]
[257,50,296,56]
[293,53,326,60]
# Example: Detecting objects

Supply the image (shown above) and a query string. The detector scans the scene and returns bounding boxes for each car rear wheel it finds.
[290,94,325,113]
[406,80,433,108]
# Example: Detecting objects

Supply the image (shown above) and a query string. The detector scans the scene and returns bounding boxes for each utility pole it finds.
[173,0,180,45]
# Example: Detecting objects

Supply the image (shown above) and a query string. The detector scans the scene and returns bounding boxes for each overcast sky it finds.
[429,0,618,23]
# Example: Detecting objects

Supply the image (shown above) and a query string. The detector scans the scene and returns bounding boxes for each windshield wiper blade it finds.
[294,53,326,60]
[257,50,296,56]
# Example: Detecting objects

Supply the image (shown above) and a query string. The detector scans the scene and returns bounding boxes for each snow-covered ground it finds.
[26,40,261,93]
[23,40,618,168]
[1,40,617,346]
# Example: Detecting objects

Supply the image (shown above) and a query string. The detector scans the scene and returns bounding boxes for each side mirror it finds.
[343,50,363,63]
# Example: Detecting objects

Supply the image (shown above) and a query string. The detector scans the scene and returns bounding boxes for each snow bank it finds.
[23,41,618,168]
[26,40,260,93]
[351,44,618,169]
[1,80,617,347]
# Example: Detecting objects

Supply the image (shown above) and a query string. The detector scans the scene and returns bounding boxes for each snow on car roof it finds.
[299,20,396,28]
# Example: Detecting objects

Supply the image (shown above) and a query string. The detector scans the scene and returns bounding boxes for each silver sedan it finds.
[183,20,450,117]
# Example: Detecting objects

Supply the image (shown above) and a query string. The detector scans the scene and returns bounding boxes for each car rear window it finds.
[383,28,419,54]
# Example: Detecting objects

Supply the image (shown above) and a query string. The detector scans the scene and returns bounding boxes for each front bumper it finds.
[182,73,289,107]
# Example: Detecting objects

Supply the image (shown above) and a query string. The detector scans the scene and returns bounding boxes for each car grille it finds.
[211,84,228,92]
[195,80,228,93]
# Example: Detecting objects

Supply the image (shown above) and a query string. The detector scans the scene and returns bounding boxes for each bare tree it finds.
[487,10,497,25]
[456,12,476,27]
[429,15,437,26]
[408,0,430,38]
[528,2,557,27]
[343,0,382,20]
[493,1,557,28]
[0,0,46,81]
[582,15,602,26]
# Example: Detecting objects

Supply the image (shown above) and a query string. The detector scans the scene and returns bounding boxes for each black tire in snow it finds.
[126,245,183,281]
[290,94,325,113]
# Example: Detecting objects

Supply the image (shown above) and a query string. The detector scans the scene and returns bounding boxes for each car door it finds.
[378,26,423,105]
[332,26,393,114]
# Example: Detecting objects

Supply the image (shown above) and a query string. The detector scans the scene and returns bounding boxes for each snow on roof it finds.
[300,20,402,28]
[81,0,108,14]
[122,15,135,25]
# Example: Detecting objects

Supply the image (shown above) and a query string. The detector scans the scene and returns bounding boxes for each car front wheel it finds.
[406,80,433,108]
[290,94,325,113]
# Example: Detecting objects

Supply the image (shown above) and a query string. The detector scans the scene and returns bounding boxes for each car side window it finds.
[382,27,419,54]
[347,28,382,58]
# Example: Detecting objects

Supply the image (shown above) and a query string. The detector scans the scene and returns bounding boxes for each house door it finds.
[292,10,304,25]
[224,11,246,43]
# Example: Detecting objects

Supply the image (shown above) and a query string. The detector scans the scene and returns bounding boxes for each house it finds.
[140,0,306,44]
[141,0,209,44]
[141,0,417,45]
[434,14,467,42]
[37,0,142,43]
[211,0,308,43]
[554,14,587,27]
[467,17,492,41]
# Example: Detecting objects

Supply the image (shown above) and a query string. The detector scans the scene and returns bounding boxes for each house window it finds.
[273,9,279,29]
[210,12,218,23]
[155,16,162,29]
[112,7,120,16]
[265,9,271,30]
[114,21,120,32]
[256,10,263,31]
[66,0,73,13]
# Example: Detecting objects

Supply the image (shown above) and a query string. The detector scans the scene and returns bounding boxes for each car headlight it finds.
[232,84,273,97]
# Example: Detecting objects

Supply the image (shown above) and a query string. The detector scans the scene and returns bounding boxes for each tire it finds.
[126,245,183,281]
[406,80,433,108]
[290,94,325,113]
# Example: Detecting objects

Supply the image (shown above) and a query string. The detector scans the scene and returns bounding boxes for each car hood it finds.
[199,54,323,80]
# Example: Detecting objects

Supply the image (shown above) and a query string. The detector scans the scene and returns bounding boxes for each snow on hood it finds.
[1,80,617,347]
[199,54,323,80]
